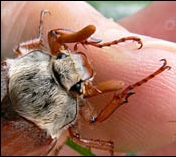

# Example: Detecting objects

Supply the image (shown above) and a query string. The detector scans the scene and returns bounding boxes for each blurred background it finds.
[87,1,151,21]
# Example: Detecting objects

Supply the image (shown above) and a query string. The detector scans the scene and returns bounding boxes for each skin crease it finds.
[1,1,176,156]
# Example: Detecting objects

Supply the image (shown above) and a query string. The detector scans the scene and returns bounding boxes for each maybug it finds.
[1,10,171,156]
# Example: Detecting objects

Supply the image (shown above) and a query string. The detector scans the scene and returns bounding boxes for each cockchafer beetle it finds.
[1,10,171,156]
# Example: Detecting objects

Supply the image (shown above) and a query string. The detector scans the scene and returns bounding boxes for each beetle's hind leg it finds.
[68,125,114,156]
[15,10,50,56]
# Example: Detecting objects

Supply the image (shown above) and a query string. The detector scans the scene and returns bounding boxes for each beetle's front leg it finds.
[83,59,171,123]
[15,10,50,56]
[80,80,125,123]
[84,80,125,98]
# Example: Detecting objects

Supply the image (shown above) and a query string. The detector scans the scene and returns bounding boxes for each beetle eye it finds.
[56,53,67,59]
[69,80,83,95]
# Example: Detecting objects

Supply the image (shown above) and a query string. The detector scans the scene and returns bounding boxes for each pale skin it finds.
[1,1,176,156]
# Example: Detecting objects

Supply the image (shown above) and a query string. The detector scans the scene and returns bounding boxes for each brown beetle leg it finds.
[84,80,125,98]
[80,80,124,123]
[15,10,50,56]
[68,127,114,156]
[86,59,171,123]
[84,36,143,49]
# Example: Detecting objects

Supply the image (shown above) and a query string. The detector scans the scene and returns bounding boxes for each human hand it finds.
[1,1,176,156]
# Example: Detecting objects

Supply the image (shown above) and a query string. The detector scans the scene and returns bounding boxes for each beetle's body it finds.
[1,10,171,156]
[7,49,93,139]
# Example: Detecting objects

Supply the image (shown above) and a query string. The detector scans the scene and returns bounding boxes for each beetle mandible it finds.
[1,10,171,155]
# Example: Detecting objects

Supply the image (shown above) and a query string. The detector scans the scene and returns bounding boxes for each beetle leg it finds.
[15,10,50,56]
[84,36,143,49]
[68,126,114,156]
[84,80,124,98]
[80,80,124,123]
[88,59,171,123]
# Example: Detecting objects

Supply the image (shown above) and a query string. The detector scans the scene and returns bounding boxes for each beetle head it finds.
[52,49,94,96]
